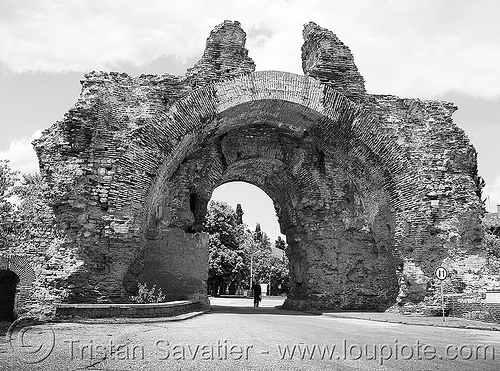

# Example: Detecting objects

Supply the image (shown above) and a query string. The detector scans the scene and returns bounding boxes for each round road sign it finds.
[435,266,448,280]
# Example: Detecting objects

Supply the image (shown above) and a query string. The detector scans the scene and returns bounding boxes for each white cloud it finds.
[0,130,42,175]
[483,175,500,213]
[0,0,499,98]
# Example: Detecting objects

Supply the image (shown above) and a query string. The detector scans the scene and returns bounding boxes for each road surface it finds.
[2,296,499,370]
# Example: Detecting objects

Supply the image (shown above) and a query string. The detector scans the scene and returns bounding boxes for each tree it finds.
[205,201,247,295]
[275,236,286,251]
[244,225,289,295]
[235,203,244,225]
[239,227,259,289]
[0,160,19,249]
[204,200,239,250]
[207,234,245,295]
[251,239,289,295]
[204,201,290,296]
[254,222,262,243]
[12,172,56,243]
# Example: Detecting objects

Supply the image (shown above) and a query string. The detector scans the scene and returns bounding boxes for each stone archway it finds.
[32,21,482,310]
[132,82,404,310]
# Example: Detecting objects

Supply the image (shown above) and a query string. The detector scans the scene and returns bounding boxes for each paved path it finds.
[1,297,500,370]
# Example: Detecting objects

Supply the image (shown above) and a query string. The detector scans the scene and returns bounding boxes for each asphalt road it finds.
[2,297,500,371]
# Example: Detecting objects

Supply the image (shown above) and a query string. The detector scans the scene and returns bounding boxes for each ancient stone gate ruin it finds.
[31,21,482,311]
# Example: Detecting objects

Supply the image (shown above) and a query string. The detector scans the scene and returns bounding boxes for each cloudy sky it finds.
[1,0,499,241]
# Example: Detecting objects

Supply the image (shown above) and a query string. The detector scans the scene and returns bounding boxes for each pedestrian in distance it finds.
[252,280,262,307]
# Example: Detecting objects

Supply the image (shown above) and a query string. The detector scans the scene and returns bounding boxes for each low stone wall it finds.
[449,302,500,323]
[55,300,202,319]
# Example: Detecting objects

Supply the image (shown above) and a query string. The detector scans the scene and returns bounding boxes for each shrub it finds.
[129,282,166,303]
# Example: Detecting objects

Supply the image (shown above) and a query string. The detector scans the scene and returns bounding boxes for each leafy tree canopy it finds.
[204,200,240,250]
[0,160,19,248]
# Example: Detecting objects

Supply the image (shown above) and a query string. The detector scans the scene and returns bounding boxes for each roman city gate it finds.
[32,21,483,311]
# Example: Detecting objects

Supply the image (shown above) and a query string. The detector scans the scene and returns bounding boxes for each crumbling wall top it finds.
[302,21,366,101]
[185,20,255,88]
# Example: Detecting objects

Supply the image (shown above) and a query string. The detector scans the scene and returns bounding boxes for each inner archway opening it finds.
[207,181,289,305]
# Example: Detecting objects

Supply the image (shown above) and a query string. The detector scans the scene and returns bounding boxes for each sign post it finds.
[434,266,448,322]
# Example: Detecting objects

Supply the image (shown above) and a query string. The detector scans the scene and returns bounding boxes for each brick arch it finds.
[147,71,408,178]
[0,255,36,315]
[133,72,408,309]
[141,71,406,233]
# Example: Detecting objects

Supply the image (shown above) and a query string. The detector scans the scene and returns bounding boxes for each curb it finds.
[321,313,500,332]
[49,309,210,325]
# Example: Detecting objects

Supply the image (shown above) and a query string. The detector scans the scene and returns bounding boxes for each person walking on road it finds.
[252,280,262,307]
